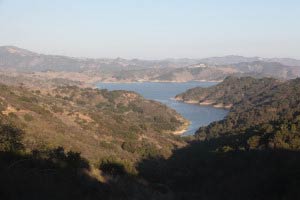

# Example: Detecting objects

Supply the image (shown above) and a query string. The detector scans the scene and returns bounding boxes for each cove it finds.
[96,82,228,135]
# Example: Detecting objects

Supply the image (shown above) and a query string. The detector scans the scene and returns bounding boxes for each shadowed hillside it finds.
[3,111,300,199]
[137,138,300,200]
[0,123,174,200]
[133,76,300,199]
[1,72,300,199]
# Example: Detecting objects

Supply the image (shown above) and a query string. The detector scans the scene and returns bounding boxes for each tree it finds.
[0,124,24,152]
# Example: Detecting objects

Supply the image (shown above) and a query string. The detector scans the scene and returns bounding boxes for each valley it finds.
[2,1,300,199]
[1,46,300,199]
[97,81,228,135]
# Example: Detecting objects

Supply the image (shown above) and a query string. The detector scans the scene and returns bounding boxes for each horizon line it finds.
[1,45,300,61]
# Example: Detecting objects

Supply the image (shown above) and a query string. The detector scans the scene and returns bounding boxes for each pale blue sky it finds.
[0,0,299,59]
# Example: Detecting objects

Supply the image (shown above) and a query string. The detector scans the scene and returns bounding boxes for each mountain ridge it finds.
[1,46,300,83]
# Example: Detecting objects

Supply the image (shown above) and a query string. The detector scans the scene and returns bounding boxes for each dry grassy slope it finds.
[0,83,186,164]
[0,71,88,90]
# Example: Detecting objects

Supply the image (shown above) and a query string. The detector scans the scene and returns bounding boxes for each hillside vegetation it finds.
[2,73,300,199]
[0,122,173,200]
[176,76,300,151]
[131,76,300,199]
[0,83,186,170]
[194,77,300,150]
[175,76,281,107]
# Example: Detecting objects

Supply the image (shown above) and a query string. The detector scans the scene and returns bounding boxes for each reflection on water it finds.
[96,82,228,135]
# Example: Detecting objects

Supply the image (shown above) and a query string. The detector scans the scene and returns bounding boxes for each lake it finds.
[96,82,228,135]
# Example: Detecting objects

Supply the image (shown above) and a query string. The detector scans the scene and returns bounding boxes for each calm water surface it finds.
[96,82,228,135]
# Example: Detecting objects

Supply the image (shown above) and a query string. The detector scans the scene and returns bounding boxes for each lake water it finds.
[96,82,228,135]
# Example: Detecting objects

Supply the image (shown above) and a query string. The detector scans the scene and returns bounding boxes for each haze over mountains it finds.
[1,46,300,83]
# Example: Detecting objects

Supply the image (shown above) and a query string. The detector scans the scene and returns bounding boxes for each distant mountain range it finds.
[1,46,300,82]
[0,46,199,72]
[198,55,300,66]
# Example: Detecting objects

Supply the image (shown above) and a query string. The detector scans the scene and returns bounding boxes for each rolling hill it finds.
[1,46,300,83]
[0,82,187,167]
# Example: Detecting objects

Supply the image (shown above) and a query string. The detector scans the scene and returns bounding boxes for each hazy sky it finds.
[0,0,299,59]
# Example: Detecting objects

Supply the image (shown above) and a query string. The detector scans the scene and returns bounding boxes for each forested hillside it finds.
[195,78,300,146]
[175,76,281,108]
[0,83,186,169]
[132,77,300,199]
[176,76,300,150]
[2,75,300,199]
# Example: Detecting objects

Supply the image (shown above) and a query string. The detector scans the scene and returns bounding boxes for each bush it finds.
[51,105,64,113]
[19,96,38,103]
[122,141,138,153]
[23,114,34,122]
[0,124,24,152]
[8,113,18,119]
[99,156,137,176]
[128,103,144,113]
[76,100,86,105]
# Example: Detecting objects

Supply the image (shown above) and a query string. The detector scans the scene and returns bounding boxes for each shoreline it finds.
[172,120,190,135]
[174,97,232,110]
[93,79,222,84]
[93,80,226,136]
